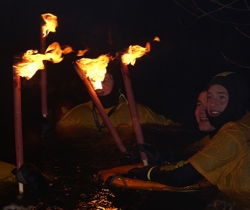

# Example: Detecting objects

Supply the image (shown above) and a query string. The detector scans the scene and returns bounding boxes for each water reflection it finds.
[1,125,248,209]
[77,188,117,209]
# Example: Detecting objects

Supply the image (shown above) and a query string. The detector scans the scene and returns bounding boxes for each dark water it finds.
[0,125,246,210]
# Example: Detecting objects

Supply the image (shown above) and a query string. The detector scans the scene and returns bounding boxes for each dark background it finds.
[1,0,250,144]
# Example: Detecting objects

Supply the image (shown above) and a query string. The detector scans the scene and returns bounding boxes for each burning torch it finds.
[40,13,58,118]
[13,42,70,192]
[74,55,127,154]
[121,42,151,166]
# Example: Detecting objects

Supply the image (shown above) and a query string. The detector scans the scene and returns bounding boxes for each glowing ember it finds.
[13,42,71,79]
[76,55,110,90]
[121,43,150,65]
[41,13,58,37]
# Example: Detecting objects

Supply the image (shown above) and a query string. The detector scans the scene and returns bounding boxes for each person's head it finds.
[95,73,114,96]
[195,91,215,132]
[206,72,249,129]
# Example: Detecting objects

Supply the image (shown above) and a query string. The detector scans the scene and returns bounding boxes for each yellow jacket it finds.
[56,97,176,133]
[0,161,16,183]
[189,112,250,196]
[182,135,211,155]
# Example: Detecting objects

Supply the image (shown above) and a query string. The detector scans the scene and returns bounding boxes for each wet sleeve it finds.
[150,162,204,187]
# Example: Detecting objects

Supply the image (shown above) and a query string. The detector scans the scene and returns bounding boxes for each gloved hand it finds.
[130,143,161,165]
[128,165,155,181]
[12,163,48,193]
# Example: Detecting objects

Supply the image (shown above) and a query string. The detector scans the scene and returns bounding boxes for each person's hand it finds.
[128,165,155,180]
[130,143,161,165]
[12,163,48,193]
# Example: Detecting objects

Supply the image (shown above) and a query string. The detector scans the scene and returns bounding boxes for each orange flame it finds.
[121,42,150,65]
[77,49,88,57]
[153,36,160,42]
[13,50,45,79]
[76,55,110,90]
[13,42,71,79]
[41,13,58,37]
[45,42,73,63]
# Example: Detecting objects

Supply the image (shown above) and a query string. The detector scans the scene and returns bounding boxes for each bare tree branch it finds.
[235,26,250,38]
[221,52,250,69]
[193,0,239,17]
[173,1,250,69]
[211,0,249,11]
[244,0,250,10]
[173,0,200,17]
[173,0,250,26]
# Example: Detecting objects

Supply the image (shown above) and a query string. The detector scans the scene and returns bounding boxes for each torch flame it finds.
[13,50,45,79]
[13,42,70,79]
[121,42,150,65]
[77,49,88,57]
[41,13,58,37]
[76,55,110,90]
[153,36,160,42]
[45,42,73,63]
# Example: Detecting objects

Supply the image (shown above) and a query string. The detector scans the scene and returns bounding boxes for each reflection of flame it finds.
[78,188,117,209]
[121,43,150,65]
[76,55,110,90]
[41,13,58,37]
[13,42,70,79]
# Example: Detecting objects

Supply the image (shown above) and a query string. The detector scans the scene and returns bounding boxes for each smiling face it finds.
[195,91,215,132]
[95,73,114,96]
[207,84,229,117]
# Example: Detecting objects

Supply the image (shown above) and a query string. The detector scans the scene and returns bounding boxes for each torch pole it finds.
[120,62,148,166]
[40,28,47,118]
[13,68,24,193]
[73,63,127,154]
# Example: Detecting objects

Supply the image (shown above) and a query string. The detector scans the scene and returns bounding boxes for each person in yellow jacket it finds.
[179,90,215,155]
[56,62,177,134]
[131,89,216,164]
[128,71,250,197]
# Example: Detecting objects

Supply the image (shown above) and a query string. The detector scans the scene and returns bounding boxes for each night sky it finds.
[1,0,250,142]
